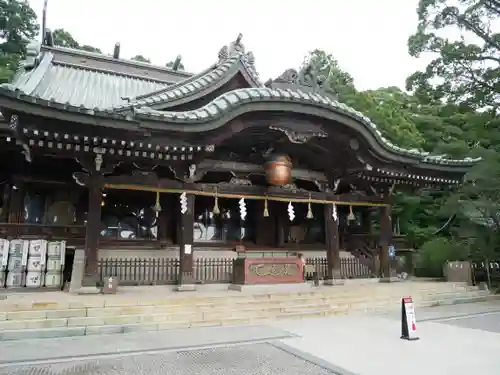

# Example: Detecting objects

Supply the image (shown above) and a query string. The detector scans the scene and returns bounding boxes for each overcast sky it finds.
[28,0,431,91]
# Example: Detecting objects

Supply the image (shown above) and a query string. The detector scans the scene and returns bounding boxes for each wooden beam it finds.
[101,175,387,206]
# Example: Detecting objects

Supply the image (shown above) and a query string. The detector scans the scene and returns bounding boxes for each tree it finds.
[52,28,101,54]
[305,50,424,148]
[131,54,150,63]
[406,0,500,112]
[52,28,78,48]
[0,0,38,83]
[406,0,500,272]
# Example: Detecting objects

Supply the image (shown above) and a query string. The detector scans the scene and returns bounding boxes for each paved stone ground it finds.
[2,302,500,375]
[270,301,500,375]
[438,311,500,333]
[0,325,297,364]
[0,344,338,375]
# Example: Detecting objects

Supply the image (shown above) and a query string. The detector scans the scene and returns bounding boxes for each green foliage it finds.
[53,28,102,53]
[415,237,468,277]
[405,0,500,261]
[0,0,38,83]
[131,55,151,63]
[407,0,500,111]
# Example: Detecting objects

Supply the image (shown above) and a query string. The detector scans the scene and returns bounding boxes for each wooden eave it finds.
[0,84,480,182]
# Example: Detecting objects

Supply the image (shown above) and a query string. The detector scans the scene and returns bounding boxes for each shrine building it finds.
[0,32,480,288]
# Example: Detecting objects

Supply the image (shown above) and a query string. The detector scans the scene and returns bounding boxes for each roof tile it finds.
[23,61,168,109]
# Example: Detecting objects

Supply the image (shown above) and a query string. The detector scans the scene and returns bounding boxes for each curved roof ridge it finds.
[111,34,263,112]
[132,63,218,101]
[129,87,481,167]
[111,52,263,112]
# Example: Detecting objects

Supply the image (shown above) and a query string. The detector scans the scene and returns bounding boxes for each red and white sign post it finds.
[401,296,420,341]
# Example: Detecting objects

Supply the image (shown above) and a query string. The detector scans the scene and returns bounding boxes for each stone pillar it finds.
[177,193,195,291]
[82,178,102,287]
[379,204,391,280]
[324,203,342,285]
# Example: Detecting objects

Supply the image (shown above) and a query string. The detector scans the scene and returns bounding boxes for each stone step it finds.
[0,288,486,322]
[0,284,479,311]
[0,291,494,342]
[0,289,494,341]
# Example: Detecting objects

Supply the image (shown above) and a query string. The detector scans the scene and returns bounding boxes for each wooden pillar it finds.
[1,182,11,222]
[325,204,341,282]
[255,200,276,247]
[178,193,195,286]
[361,208,372,234]
[8,181,24,224]
[379,205,391,279]
[82,177,102,286]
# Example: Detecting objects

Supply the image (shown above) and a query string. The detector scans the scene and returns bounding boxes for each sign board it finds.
[388,245,396,259]
[0,239,9,268]
[401,296,420,341]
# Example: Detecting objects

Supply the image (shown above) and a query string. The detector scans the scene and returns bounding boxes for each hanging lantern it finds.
[347,205,355,221]
[263,197,269,217]
[212,188,220,215]
[306,194,314,219]
[153,191,162,213]
[265,154,292,185]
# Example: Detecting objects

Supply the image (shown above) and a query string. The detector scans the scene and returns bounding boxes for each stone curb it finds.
[270,341,360,375]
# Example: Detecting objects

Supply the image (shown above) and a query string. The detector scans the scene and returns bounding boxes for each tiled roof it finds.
[0,37,482,169]
[11,52,169,109]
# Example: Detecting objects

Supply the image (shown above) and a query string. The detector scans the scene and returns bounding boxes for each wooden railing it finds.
[97,256,374,286]
[343,233,410,258]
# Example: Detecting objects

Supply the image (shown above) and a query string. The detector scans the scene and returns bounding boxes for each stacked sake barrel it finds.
[45,241,65,288]
[25,240,47,288]
[6,239,28,288]
[0,238,8,287]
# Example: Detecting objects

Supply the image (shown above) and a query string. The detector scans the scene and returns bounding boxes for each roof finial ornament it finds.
[44,29,54,47]
[229,33,245,55]
[218,45,229,62]
[245,51,255,67]
[113,43,120,59]
[265,61,336,98]
[217,33,249,64]
[23,41,41,70]
[172,55,183,71]
[41,0,49,45]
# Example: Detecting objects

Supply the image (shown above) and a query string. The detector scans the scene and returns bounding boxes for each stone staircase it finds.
[0,281,494,341]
